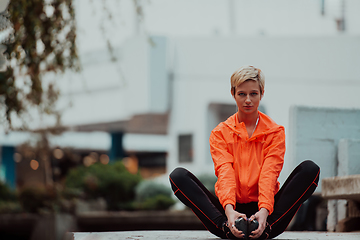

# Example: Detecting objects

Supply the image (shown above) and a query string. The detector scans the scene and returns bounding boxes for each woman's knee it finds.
[169,167,189,185]
[300,160,320,180]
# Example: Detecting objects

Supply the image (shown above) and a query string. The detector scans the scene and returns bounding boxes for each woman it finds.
[169,66,320,239]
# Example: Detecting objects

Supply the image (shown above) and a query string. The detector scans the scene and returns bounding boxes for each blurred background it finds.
[0,0,360,239]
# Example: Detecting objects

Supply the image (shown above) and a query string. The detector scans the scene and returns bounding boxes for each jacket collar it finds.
[223,111,284,140]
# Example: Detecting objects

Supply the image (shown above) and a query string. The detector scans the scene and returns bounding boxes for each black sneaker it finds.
[222,221,237,239]
[248,219,259,238]
[234,217,248,238]
[258,222,271,239]
[234,218,259,240]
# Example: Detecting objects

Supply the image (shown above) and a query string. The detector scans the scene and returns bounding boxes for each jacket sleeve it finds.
[209,128,236,209]
[258,128,285,214]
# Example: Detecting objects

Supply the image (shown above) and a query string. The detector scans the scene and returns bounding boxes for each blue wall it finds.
[1,146,15,189]
[109,132,125,161]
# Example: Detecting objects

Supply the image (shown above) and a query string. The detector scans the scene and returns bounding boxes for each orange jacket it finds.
[209,111,285,214]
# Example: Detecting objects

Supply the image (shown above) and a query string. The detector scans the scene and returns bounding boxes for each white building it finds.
[1,0,360,187]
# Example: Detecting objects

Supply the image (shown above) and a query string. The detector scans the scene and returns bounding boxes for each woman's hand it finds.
[249,208,269,239]
[225,204,247,238]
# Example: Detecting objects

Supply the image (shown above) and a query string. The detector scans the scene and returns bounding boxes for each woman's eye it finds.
[238,93,245,96]
[251,92,258,96]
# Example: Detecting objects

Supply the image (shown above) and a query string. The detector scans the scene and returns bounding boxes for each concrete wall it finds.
[288,106,360,192]
[338,139,360,176]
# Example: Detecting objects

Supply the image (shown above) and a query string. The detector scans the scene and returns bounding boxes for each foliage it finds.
[65,161,142,210]
[0,180,17,201]
[0,180,79,214]
[0,181,22,213]
[0,1,13,71]
[17,184,78,214]
[18,187,51,213]
[136,194,175,210]
[135,180,172,202]
[1,0,79,128]
[0,200,22,213]
[134,180,175,210]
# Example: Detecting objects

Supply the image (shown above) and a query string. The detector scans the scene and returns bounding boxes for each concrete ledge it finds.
[71,230,360,240]
[0,214,40,239]
[322,175,360,201]
[77,210,204,231]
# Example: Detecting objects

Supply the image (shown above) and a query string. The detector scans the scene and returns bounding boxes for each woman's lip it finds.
[244,106,253,108]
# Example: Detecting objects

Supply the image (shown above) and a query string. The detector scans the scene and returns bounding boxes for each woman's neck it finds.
[238,111,259,127]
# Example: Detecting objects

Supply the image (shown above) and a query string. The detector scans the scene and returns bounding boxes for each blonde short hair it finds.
[230,65,265,96]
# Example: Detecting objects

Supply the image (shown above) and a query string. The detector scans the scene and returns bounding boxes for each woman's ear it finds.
[231,88,235,98]
[260,90,265,100]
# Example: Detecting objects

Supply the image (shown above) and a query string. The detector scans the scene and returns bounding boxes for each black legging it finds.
[169,160,320,239]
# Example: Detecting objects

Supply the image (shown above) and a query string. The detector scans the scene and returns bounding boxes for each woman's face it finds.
[233,80,262,116]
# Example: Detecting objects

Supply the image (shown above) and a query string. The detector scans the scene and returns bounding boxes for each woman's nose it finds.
[245,95,251,103]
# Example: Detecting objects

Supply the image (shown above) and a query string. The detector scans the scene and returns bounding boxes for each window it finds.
[178,134,193,163]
